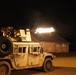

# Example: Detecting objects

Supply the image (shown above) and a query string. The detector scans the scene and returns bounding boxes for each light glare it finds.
[35,27,55,34]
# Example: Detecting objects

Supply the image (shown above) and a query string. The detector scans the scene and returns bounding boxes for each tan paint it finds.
[0,27,55,71]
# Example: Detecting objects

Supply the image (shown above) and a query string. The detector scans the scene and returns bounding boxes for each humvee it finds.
[0,27,55,75]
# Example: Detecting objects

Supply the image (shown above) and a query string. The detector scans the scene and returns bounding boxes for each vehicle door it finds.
[28,46,40,66]
[13,45,28,67]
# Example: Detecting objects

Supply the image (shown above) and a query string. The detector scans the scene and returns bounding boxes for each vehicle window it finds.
[19,47,22,53]
[30,46,40,53]
[18,47,26,53]
[33,47,37,52]
[23,47,26,53]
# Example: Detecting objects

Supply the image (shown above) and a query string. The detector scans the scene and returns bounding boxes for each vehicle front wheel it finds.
[0,61,11,75]
[42,58,53,72]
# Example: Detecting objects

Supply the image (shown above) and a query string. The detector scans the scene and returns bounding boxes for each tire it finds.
[0,61,11,75]
[0,36,13,57]
[42,58,53,72]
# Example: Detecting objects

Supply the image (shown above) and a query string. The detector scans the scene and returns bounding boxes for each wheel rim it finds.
[1,44,6,50]
[0,65,8,75]
[1,42,9,53]
[46,61,52,71]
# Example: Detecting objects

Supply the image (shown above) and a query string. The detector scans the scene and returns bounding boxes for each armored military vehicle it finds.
[0,27,55,75]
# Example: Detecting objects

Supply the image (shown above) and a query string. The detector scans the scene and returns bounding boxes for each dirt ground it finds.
[52,56,76,68]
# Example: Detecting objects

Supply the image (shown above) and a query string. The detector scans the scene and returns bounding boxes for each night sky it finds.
[0,1,76,51]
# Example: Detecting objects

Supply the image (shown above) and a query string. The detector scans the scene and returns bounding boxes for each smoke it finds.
[27,11,53,29]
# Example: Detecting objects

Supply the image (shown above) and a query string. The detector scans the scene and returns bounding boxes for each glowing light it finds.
[35,27,55,34]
